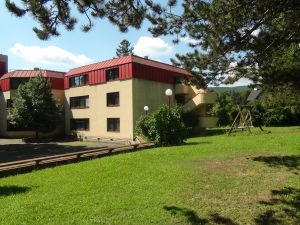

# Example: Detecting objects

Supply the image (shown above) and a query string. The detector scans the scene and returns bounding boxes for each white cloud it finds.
[251,28,261,37]
[221,78,253,87]
[179,36,199,45]
[134,36,173,57]
[10,43,93,68]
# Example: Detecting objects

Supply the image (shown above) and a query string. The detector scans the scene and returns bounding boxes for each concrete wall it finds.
[132,78,174,134]
[0,91,10,136]
[64,78,174,139]
[65,79,134,139]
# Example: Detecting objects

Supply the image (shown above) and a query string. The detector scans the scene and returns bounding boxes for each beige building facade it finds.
[64,56,217,139]
[0,55,217,139]
[0,70,65,138]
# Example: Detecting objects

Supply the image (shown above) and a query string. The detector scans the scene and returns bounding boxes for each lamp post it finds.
[144,105,149,115]
[165,89,173,111]
[165,89,173,143]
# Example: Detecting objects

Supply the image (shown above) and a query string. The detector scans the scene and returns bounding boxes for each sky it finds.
[0,1,251,87]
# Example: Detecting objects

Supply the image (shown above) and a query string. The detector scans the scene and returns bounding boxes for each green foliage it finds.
[209,91,250,126]
[136,104,188,146]
[252,85,300,126]
[8,75,63,138]
[116,39,134,57]
[211,85,300,126]
[6,0,300,88]
[259,44,300,90]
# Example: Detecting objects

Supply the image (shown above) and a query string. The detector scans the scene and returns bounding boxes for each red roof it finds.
[1,70,65,80]
[66,55,192,77]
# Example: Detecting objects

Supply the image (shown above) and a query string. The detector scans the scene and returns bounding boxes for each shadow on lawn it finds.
[190,129,227,137]
[255,187,300,225]
[185,141,212,146]
[253,155,300,171]
[0,185,31,196]
[163,206,239,225]
[0,143,98,164]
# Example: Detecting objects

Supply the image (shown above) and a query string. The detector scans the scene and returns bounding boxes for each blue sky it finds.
[0,1,250,86]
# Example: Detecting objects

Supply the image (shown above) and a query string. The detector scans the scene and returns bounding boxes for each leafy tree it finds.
[258,44,300,90]
[252,85,300,126]
[8,75,63,139]
[209,90,250,126]
[116,39,134,57]
[6,0,300,88]
[136,104,188,146]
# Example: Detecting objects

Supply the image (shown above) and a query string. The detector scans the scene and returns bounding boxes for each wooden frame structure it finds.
[228,105,263,135]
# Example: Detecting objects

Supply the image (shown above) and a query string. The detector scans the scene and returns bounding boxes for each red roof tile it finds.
[1,70,65,80]
[66,55,192,77]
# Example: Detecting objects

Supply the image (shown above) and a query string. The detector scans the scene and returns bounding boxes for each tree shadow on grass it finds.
[185,141,212,146]
[255,187,300,225]
[189,129,227,138]
[253,155,300,171]
[0,185,31,196]
[163,206,239,225]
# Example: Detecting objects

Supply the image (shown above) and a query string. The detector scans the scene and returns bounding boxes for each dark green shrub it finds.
[136,104,189,146]
[209,91,246,126]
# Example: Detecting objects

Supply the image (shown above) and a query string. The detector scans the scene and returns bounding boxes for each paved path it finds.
[0,139,127,164]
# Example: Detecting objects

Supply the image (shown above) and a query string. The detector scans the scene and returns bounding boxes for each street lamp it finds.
[144,105,149,115]
[165,89,173,111]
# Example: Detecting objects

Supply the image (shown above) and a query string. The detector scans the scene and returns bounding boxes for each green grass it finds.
[0,127,299,225]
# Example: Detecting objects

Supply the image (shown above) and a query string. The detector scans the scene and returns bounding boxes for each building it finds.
[0,54,217,139]
[64,55,218,139]
[0,68,65,137]
[0,54,8,77]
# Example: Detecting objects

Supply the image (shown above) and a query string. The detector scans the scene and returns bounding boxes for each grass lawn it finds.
[0,127,299,225]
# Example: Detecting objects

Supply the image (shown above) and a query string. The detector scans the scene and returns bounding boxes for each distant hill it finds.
[209,86,250,93]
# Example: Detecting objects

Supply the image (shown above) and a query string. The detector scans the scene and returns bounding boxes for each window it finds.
[107,118,120,132]
[106,92,119,107]
[10,78,30,89]
[106,68,119,81]
[70,96,89,109]
[6,99,13,108]
[69,74,88,88]
[71,119,89,131]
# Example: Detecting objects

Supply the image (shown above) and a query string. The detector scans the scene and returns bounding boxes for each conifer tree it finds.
[8,75,63,139]
[116,39,134,57]
[5,0,300,88]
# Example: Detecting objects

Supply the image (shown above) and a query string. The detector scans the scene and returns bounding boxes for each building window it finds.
[6,99,13,108]
[107,118,120,132]
[107,92,119,107]
[71,119,89,131]
[69,74,88,88]
[10,78,30,89]
[106,68,119,81]
[70,96,89,109]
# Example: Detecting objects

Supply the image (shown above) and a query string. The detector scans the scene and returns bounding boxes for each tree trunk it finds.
[35,130,39,139]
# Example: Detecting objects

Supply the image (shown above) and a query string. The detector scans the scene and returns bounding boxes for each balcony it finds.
[174,84,191,94]
[183,92,217,113]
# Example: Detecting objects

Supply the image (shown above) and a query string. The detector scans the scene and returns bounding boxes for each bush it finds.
[209,91,249,126]
[136,104,189,146]
[255,85,300,126]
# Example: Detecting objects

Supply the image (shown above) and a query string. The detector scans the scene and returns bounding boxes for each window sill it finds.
[71,129,90,131]
[70,107,90,109]
[69,84,88,88]
[107,131,120,133]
